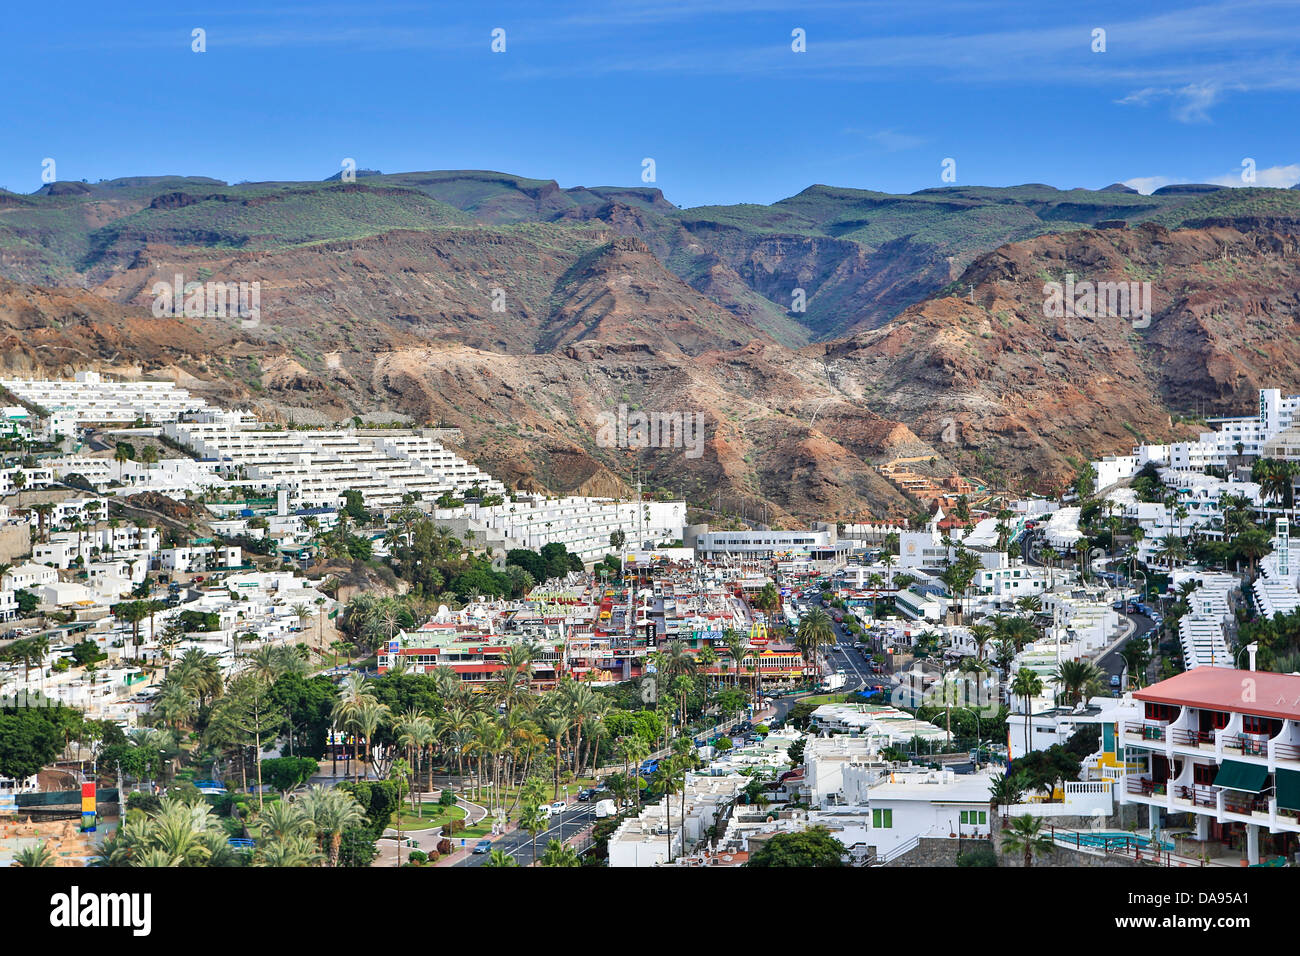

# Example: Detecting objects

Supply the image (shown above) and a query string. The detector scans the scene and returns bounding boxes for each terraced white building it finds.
[163,422,505,510]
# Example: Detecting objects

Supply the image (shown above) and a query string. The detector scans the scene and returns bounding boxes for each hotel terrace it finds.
[1116,667,1300,864]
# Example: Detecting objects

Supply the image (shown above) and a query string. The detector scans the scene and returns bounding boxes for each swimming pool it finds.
[1060,831,1174,852]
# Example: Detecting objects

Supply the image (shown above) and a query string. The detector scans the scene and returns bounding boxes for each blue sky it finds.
[3,0,1298,207]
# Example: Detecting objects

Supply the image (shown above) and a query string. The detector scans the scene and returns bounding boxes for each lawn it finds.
[799,693,854,705]
[390,802,466,832]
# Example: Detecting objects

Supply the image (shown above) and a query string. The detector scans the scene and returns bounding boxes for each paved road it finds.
[454,802,597,866]
[805,591,873,692]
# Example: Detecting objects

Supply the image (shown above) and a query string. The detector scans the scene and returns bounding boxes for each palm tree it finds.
[1009,668,1043,756]
[968,623,995,661]
[484,848,519,867]
[795,607,835,677]
[1000,814,1055,867]
[13,841,55,867]
[297,785,367,867]
[722,629,749,690]
[1052,659,1104,707]
[988,772,1024,817]
[351,699,391,783]
[539,838,579,867]
[331,674,376,780]
[1155,534,1187,570]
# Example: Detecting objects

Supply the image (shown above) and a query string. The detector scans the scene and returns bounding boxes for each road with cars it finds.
[454,800,598,866]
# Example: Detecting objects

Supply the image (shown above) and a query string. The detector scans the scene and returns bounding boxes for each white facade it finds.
[1,371,209,427]
[164,421,505,510]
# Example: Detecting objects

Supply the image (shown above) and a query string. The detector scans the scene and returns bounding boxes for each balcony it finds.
[1222,734,1269,757]
[1221,792,1270,818]
[1170,728,1215,748]
[1172,784,1218,809]
[1124,722,1167,743]
[1273,741,1300,763]
[1125,776,1164,797]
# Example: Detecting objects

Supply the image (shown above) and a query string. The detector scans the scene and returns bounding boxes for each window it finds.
[1193,764,1216,786]
[872,808,892,828]
[1241,715,1281,737]
[959,810,987,825]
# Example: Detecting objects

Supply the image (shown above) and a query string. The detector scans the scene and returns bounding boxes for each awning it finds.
[1277,769,1300,811]
[1214,759,1269,793]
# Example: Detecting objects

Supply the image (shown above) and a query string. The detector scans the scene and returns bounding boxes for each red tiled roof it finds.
[1134,668,1300,721]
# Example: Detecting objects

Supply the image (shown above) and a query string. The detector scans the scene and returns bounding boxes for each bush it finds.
[956,844,998,867]
[444,818,465,835]
[126,791,162,815]
[408,850,428,865]
[437,838,453,856]
[438,789,458,807]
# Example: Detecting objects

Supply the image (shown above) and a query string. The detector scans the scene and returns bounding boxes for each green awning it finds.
[1277,769,1300,811]
[1215,760,1269,793]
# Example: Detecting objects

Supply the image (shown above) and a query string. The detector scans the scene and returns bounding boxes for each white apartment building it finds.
[691,525,850,564]
[159,545,242,573]
[164,421,504,511]
[2,562,58,591]
[33,526,161,570]
[468,495,686,562]
[608,774,744,867]
[1,370,209,428]
[0,465,54,497]
[861,769,999,862]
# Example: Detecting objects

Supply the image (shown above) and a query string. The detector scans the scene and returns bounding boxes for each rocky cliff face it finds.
[823,223,1300,492]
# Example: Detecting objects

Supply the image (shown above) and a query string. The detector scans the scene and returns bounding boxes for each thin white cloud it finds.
[1123,176,1184,195]
[1207,163,1300,188]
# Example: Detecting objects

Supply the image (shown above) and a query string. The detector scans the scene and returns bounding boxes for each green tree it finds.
[747,825,846,867]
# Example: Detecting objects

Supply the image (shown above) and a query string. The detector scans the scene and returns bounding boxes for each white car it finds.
[549,801,567,815]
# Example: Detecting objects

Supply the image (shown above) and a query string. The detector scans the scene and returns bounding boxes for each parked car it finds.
[472,839,493,854]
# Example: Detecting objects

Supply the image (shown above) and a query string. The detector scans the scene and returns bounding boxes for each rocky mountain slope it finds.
[6,173,1300,519]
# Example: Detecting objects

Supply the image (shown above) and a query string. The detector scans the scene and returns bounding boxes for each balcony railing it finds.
[1274,741,1300,762]
[1174,784,1218,809]
[1171,728,1215,747]
[1224,735,1269,757]
[1126,776,1164,796]
[1222,793,1270,816]
[1132,723,1167,742]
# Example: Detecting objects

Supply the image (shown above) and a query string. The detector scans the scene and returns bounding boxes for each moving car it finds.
[549,801,567,815]
[576,788,595,802]
[472,839,493,854]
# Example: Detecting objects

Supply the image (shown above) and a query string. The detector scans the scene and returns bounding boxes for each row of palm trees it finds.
[82,787,366,868]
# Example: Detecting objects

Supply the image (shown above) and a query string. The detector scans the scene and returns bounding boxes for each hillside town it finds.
[0,371,1298,873]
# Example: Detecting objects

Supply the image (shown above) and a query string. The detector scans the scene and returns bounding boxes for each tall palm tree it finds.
[795,608,835,679]
[1009,668,1044,756]
[722,629,749,690]
[351,699,391,784]
[331,674,376,779]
